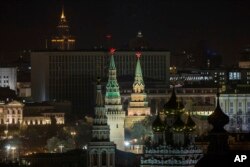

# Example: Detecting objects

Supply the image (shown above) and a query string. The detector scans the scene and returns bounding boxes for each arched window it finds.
[93,151,98,166]
[110,153,113,166]
[102,151,107,166]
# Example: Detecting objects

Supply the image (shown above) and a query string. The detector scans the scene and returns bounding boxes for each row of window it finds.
[0,76,9,78]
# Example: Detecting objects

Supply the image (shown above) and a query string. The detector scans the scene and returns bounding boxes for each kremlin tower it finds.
[87,78,116,167]
[125,52,150,129]
[51,7,75,50]
[105,48,125,151]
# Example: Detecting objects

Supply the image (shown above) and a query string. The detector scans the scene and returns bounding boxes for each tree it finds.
[130,116,153,143]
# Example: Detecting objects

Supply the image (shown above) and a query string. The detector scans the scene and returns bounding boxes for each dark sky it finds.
[1,0,250,66]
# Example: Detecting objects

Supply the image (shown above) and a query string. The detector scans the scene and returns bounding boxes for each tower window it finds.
[116,124,118,128]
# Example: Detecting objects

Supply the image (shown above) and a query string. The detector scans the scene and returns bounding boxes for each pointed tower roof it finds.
[152,113,165,133]
[61,6,65,19]
[109,48,116,70]
[105,48,121,101]
[95,77,103,106]
[133,52,145,93]
[208,93,229,132]
[172,112,185,132]
[163,87,184,115]
[185,112,196,132]
[135,52,143,78]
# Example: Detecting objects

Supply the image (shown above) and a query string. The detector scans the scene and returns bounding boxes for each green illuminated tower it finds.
[105,48,125,151]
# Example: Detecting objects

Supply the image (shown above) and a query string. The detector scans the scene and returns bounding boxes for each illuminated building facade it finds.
[125,52,150,129]
[0,67,17,92]
[87,79,116,167]
[0,101,23,125]
[104,49,125,151]
[219,93,250,132]
[31,51,170,115]
[0,101,65,126]
[51,7,75,50]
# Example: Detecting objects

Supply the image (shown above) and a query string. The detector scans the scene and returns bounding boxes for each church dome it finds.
[172,114,186,132]
[185,114,196,132]
[163,87,184,115]
[208,93,229,132]
[152,114,165,133]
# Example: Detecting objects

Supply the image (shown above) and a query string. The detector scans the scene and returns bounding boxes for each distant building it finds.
[129,31,150,50]
[0,67,17,91]
[220,90,250,132]
[0,101,66,126]
[17,82,31,98]
[31,50,170,116]
[0,100,23,125]
[23,101,67,125]
[50,7,75,50]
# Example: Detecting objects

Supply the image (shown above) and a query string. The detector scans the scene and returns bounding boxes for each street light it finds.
[5,145,11,160]
[4,121,9,139]
[58,144,64,153]
[70,131,77,148]
[11,146,16,162]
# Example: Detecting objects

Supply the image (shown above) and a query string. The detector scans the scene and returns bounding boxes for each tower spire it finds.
[95,77,103,106]
[51,5,75,50]
[133,52,145,93]
[61,5,65,20]
[105,48,121,101]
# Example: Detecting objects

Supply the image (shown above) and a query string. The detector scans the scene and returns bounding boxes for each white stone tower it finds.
[105,48,125,151]
[87,78,116,167]
[125,52,151,129]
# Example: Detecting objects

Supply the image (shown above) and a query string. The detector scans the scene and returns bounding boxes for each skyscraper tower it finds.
[87,78,116,167]
[105,48,125,151]
[51,7,75,50]
[125,52,150,129]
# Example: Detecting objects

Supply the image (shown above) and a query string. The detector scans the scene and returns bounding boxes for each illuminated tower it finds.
[87,78,116,167]
[125,52,150,129]
[105,48,125,151]
[51,7,75,50]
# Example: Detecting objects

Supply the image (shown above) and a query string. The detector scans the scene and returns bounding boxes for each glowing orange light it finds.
[110,48,116,55]
[136,52,141,58]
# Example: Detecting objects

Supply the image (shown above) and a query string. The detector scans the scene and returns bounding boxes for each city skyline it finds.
[1,0,250,66]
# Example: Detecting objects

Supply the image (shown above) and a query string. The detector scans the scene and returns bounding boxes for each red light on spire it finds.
[106,34,112,39]
[136,52,141,58]
[110,48,116,55]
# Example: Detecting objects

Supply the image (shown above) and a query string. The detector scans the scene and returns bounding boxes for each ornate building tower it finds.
[87,78,116,167]
[141,88,203,167]
[105,48,125,151]
[125,52,151,129]
[51,7,75,50]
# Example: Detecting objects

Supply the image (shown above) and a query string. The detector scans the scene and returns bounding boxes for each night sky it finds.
[1,0,250,66]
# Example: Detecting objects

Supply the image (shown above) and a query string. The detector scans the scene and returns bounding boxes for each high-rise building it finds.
[125,52,150,129]
[87,78,116,167]
[0,67,17,92]
[31,50,170,116]
[104,49,125,151]
[50,7,75,50]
